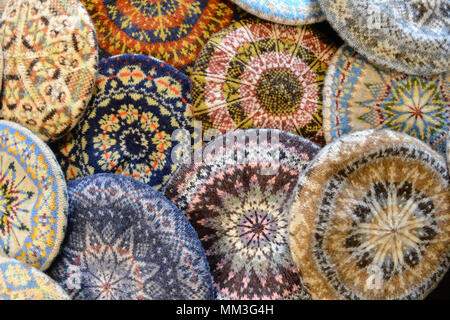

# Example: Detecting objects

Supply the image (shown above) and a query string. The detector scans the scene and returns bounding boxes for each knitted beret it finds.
[0,257,69,300]
[80,0,249,75]
[192,19,338,147]
[47,173,214,300]
[52,54,193,190]
[323,45,449,156]
[289,129,450,299]
[229,0,324,25]
[0,120,67,271]
[0,0,98,141]
[164,129,320,299]
[318,0,450,75]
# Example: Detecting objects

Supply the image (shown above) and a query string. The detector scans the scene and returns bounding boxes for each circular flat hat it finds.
[164,129,320,299]
[0,257,69,300]
[52,54,193,191]
[0,0,98,141]
[47,173,214,300]
[0,120,67,271]
[229,0,324,25]
[192,20,338,147]
[289,129,450,300]
[323,46,449,156]
[318,0,450,75]
[81,0,247,74]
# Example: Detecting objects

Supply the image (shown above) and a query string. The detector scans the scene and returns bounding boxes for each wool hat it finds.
[323,45,449,156]
[52,54,193,191]
[318,0,450,75]
[0,256,69,300]
[164,129,320,299]
[0,120,67,271]
[192,20,338,147]
[0,0,98,141]
[80,0,249,75]
[289,129,450,300]
[447,134,450,170]
[229,0,324,25]
[47,173,214,300]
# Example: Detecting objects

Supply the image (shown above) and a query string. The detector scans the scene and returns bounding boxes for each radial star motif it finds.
[0,121,67,271]
[0,161,34,254]
[164,129,320,299]
[344,179,438,279]
[47,174,214,300]
[69,224,160,300]
[290,129,450,300]
[360,77,447,143]
[323,46,449,155]
[192,20,338,146]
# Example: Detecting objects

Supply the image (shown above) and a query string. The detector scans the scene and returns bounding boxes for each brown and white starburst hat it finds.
[289,129,450,300]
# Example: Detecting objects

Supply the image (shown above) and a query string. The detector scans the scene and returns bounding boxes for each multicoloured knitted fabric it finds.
[0,121,67,271]
[192,20,338,147]
[289,129,450,300]
[80,0,249,76]
[323,46,449,156]
[230,0,324,25]
[0,0,98,141]
[164,129,320,299]
[0,257,69,300]
[318,0,450,75]
[51,54,193,190]
[47,173,214,300]
[447,134,450,170]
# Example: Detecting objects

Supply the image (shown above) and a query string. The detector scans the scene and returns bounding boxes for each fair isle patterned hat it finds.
[289,129,450,300]
[80,0,249,76]
[164,129,320,299]
[0,121,67,271]
[0,257,69,300]
[52,54,193,191]
[229,0,324,25]
[447,133,450,169]
[47,173,214,300]
[323,46,449,156]
[0,0,98,141]
[318,0,450,75]
[192,20,338,147]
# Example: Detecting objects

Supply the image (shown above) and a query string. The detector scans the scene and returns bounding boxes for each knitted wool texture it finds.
[0,0,98,141]
[289,129,450,300]
[318,0,450,75]
[0,121,67,271]
[447,134,450,169]
[52,54,193,191]
[192,19,338,147]
[47,173,214,300]
[229,0,324,25]
[164,129,320,299]
[323,46,449,156]
[0,257,69,300]
[80,0,249,76]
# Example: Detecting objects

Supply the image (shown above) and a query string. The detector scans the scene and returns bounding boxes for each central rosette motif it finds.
[256,68,303,116]
[0,158,36,257]
[345,181,437,279]
[237,210,278,248]
[93,104,171,181]
[118,127,150,161]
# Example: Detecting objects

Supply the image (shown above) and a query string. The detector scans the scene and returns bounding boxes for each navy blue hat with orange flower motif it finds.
[51,54,193,191]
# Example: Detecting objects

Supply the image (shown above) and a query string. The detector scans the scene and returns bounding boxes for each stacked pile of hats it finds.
[0,0,448,300]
